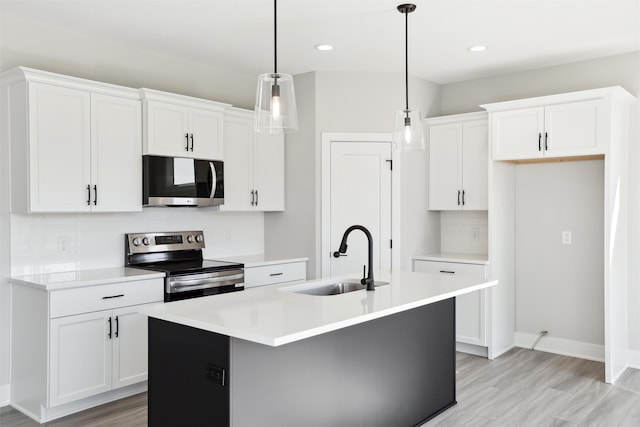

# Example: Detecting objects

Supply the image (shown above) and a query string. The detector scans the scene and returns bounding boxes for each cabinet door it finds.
[220,114,254,211]
[91,94,142,212]
[49,310,112,406]
[492,107,544,160]
[461,120,488,210]
[144,100,190,157]
[544,99,605,157]
[189,107,224,160]
[28,82,91,212]
[428,123,461,210]
[112,305,152,389]
[253,132,285,211]
[413,260,487,346]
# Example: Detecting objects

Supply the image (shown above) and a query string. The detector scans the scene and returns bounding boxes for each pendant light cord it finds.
[404,8,409,112]
[274,0,278,74]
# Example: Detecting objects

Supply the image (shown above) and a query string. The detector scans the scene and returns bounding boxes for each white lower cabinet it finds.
[10,274,163,422]
[49,303,154,406]
[244,261,307,288]
[413,259,487,347]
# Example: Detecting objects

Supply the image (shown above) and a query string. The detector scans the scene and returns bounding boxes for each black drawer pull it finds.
[269,272,283,277]
[107,317,112,339]
[115,316,119,338]
[439,270,455,274]
[185,133,189,151]
[102,294,124,300]
[538,133,542,151]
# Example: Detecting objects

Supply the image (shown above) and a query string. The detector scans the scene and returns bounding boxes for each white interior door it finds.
[329,141,392,277]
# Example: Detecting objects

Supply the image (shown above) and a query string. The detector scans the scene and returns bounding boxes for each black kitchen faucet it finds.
[333,225,375,291]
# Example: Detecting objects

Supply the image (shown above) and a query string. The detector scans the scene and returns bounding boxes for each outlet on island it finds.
[206,363,226,386]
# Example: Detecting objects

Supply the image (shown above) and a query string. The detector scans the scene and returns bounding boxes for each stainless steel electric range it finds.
[124,231,244,302]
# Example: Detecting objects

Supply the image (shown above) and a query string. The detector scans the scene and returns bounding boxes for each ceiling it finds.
[1,0,638,84]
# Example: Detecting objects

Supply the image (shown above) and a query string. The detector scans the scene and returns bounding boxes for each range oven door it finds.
[165,269,244,302]
[143,155,224,207]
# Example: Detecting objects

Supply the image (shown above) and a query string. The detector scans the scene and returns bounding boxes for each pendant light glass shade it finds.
[393,3,424,151]
[254,72,298,133]
[253,0,298,133]
[393,109,424,151]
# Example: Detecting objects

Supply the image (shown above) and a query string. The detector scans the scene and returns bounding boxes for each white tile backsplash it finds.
[440,211,488,255]
[10,209,265,276]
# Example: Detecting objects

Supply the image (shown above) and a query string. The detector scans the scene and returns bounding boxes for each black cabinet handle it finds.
[462,190,466,206]
[115,316,119,338]
[189,133,194,151]
[439,270,455,274]
[457,190,461,206]
[544,132,548,151]
[102,294,124,300]
[86,185,91,205]
[185,133,189,151]
[255,190,259,206]
[250,190,255,206]
[107,317,112,339]
[93,185,97,205]
[538,133,542,151]
[269,272,283,277]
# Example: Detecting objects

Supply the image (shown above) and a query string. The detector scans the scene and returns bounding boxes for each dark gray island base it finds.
[148,298,456,427]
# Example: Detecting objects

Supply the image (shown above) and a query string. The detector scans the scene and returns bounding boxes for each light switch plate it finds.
[562,231,572,245]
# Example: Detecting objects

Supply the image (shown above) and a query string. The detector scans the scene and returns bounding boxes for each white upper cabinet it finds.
[220,108,284,211]
[141,89,230,160]
[482,88,626,161]
[427,112,488,211]
[3,68,142,213]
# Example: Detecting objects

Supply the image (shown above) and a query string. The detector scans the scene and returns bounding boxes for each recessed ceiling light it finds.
[467,45,487,52]
[314,44,334,51]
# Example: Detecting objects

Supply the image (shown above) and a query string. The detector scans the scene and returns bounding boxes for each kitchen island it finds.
[140,270,497,426]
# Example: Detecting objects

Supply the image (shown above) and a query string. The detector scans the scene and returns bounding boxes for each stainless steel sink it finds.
[285,279,389,296]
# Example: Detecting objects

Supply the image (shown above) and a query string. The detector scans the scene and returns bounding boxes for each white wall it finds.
[440,211,488,255]
[440,52,640,361]
[515,160,604,346]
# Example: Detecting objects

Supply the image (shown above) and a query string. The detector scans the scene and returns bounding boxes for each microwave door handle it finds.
[209,162,217,198]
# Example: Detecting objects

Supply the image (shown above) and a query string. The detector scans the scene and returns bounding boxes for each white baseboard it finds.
[628,349,640,369]
[456,342,488,358]
[0,383,9,407]
[514,331,604,362]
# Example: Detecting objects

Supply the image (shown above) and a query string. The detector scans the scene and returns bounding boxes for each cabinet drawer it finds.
[244,262,307,288]
[50,278,163,318]
[413,260,486,279]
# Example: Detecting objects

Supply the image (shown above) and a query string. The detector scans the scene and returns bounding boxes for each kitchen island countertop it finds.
[140,269,497,346]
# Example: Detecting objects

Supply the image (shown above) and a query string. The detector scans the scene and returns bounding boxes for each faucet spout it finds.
[333,225,375,291]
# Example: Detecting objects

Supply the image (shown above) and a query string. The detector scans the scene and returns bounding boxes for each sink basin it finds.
[283,279,389,296]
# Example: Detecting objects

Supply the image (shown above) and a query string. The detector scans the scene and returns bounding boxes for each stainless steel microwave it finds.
[142,155,224,207]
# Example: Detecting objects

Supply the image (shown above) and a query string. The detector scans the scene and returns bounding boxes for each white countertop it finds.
[413,253,489,265]
[214,254,308,268]
[140,270,497,347]
[9,267,165,291]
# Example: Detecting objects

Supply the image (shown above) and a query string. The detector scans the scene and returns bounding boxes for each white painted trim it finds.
[514,332,605,362]
[456,342,488,358]
[0,383,9,407]
[320,132,396,278]
[10,382,147,423]
[628,349,640,369]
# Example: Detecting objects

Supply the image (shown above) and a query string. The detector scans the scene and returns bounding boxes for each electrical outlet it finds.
[471,227,480,241]
[58,236,70,254]
[562,231,572,245]
[225,229,232,242]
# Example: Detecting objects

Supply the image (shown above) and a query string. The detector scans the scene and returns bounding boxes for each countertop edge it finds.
[9,267,166,291]
[413,254,489,265]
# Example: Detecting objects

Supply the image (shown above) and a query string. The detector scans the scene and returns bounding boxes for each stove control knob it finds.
[142,237,150,246]
[187,235,195,243]
[196,234,204,243]
[132,237,141,246]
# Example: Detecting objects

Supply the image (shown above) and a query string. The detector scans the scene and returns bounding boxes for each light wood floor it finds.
[1,348,638,426]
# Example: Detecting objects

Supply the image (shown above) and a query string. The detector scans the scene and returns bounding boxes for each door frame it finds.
[321,132,401,278]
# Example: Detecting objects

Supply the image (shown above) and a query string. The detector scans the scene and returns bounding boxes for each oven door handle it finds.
[169,273,245,293]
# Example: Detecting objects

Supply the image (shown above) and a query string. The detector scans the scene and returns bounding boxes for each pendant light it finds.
[393,3,424,151]
[254,0,298,133]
